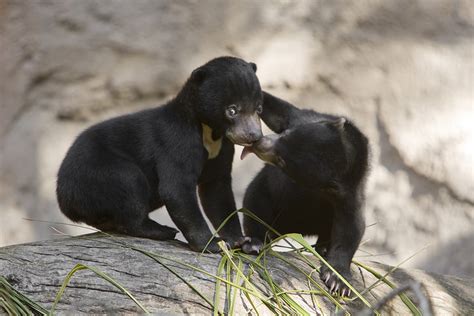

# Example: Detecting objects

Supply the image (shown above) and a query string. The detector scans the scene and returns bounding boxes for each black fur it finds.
[57,56,263,252]
[243,92,369,295]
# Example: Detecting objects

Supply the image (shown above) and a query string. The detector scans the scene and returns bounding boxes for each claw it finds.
[250,244,261,253]
[240,236,252,244]
[329,280,336,293]
[241,240,261,255]
[347,289,351,297]
[324,272,331,284]
[341,288,346,297]
[334,283,340,294]
[234,236,251,247]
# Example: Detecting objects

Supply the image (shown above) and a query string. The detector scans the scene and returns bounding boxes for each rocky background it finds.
[1,0,473,277]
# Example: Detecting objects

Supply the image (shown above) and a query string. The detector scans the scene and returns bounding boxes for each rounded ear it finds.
[190,67,207,84]
[329,117,346,131]
[249,62,257,73]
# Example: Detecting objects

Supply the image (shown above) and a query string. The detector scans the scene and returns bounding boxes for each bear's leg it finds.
[242,181,276,254]
[313,226,332,257]
[86,161,178,240]
[320,194,365,297]
[100,216,178,241]
[199,175,242,243]
[160,181,224,253]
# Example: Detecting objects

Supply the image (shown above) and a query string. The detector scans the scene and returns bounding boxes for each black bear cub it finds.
[57,57,263,253]
[242,92,369,296]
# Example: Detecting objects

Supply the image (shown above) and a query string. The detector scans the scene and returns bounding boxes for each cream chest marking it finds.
[202,124,223,159]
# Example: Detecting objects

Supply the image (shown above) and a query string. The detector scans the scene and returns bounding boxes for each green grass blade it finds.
[0,289,28,316]
[354,261,421,315]
[0,298,17,316]
[261,251,284,311]
[238,250,340,314]
[0,291,21,316]
[227,252,261,316]
[267,250,347,314]
[357,246,427,296]
[240,252,290,314]
[214,254,227,315]
[239,208,282,236]
[148,252,254,293]
[229,257,243,315]
[50,263,149,314]
[51,264,86,313]
[131,248,215,310]
[269,282,310,315]
[257,249,310,315]
[308,269,326,315]
[0,276,48,316]
[203,208,282,255]
[0,289,24,316]
[283,233,374,310]
[128,244,271,306]
[218,241,281,314]
[201,209,241,254]
[225,253,232,310]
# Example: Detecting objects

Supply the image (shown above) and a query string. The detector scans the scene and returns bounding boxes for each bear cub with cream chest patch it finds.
[57,57,263,253]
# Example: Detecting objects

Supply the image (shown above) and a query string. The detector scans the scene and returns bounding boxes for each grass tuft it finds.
[50,263,149,314]
[0,276,48,316]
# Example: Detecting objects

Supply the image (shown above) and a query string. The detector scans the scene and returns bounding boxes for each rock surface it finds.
[0,0,473,277]
[1,234,473,315]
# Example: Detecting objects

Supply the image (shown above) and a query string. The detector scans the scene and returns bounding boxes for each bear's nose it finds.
[247,130,263,143]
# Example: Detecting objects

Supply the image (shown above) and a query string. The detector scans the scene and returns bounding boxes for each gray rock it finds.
[1,234,472,314]
[1,0,472,278]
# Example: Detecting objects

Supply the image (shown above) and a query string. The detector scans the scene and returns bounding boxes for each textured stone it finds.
[1,235,472,314]
[0,0,472,278]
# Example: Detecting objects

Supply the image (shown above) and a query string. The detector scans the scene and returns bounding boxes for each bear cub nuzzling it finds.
[57,57,263,253]
[242,92,369,296]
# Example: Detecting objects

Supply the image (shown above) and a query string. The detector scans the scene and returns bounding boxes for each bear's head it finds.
[186,56,263,146]
[241,118,348,189]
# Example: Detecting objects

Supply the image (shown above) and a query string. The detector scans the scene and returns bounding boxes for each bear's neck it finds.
[172,82,224,137]
[171,82,199,122]
[201,124,223,159]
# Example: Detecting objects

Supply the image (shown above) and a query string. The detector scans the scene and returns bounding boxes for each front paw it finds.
[320,265,352,297]
[189,238,225,253]
[238,237,263,254]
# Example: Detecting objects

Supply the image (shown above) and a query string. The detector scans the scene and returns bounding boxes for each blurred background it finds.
[0,0,472,277]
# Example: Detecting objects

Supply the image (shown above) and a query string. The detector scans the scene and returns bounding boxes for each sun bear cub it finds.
[242,92,369,296]
[57,57,263,253]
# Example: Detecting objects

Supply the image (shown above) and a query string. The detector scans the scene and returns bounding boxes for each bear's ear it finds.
[249,62,257,73]
[331,117,346,131]
[190,67,207,85]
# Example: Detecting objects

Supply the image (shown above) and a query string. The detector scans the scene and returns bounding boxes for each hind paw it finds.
[320,266,352,297]
[160,225,179,239]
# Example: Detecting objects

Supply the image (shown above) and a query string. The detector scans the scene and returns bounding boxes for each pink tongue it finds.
[240,146,254,160]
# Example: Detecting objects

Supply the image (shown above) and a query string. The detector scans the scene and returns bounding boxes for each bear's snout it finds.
[226,113,263,146]
[254,134,279,153]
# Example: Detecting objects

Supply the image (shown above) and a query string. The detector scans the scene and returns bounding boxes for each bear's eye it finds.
[226,105,238,118]
[256,105,263,115]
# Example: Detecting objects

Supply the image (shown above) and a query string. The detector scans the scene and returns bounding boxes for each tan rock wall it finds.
[1,0,472,276]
